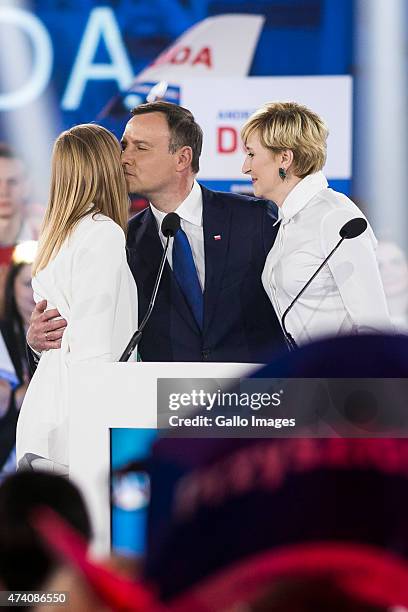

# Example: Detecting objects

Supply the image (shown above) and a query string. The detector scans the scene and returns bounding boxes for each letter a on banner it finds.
[62,7,133,111]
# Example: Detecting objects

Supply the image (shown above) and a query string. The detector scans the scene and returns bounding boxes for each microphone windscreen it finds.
[161,212,181,238]
[339,217,368,240]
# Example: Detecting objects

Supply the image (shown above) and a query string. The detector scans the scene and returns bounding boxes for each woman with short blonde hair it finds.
[17,124,138,473]
[241,101,328,179]
[241,101,391,346]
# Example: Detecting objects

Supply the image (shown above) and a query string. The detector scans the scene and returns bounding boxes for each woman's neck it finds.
[274,175,303,208]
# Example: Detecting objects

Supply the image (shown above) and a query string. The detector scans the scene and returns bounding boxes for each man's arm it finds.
[27,300,67,352]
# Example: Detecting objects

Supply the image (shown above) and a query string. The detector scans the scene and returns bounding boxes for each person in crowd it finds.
[0,242,37,478]
[16,124,138,474]
[0,471,91,594]
[241,101,392,346]
[0,143,36,247]
[27,101,286,364]
[0,144,38,318]
[376,239,408,331]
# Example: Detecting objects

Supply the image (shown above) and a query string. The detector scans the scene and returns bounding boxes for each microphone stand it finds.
[119,235,170,362]
[281,236,346,351]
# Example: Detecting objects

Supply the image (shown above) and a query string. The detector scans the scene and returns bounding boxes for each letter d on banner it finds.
[217,126,237,153]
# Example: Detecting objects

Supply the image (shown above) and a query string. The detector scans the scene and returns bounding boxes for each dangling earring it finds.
[279,167,286,180]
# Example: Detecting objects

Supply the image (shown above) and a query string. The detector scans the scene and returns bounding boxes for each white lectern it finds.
[68,362,258,556]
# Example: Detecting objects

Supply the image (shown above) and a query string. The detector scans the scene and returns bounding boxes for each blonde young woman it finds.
[16,124,138,474]
[241,102,392,346]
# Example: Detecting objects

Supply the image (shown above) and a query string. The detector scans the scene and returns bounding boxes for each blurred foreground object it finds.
[145,334,408,608]
[0,471,91,591]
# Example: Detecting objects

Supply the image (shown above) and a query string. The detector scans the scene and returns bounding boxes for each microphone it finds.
[119,212,181,361]
[281,217,368,351]
[339,217,367,239]
[161,212,181,238]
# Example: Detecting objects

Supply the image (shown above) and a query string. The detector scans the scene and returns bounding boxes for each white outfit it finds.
[262,172,392,345]
[17,214,138,469]
[150,180,205,290]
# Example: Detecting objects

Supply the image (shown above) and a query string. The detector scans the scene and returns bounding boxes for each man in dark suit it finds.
[27,102,285,362]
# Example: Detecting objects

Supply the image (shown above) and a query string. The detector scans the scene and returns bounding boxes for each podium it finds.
[68,362,258,555]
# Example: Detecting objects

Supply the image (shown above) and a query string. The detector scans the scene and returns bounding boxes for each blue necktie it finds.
[173,228,203,329]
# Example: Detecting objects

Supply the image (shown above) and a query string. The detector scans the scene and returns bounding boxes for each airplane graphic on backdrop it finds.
[97,13,351,202]
[98,15,264,120]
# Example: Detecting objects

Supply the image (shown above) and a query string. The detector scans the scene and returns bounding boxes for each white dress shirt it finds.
[150,180,205,290]
[262,172,393,345]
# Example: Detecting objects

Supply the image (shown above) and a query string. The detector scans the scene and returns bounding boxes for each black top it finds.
[0,320,28,468]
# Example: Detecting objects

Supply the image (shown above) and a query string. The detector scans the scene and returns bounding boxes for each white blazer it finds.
[17,213,138,468]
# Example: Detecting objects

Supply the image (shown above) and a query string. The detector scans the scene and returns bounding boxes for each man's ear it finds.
[175,146,193,172]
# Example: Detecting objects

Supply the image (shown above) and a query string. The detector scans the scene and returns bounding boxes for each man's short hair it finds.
[131,101,203,173]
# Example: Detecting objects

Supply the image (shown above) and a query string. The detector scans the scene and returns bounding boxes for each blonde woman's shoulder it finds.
[81,211,124,232]
[73,212,125,249]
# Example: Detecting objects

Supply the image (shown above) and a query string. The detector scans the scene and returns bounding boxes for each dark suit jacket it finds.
[127,185,286,362]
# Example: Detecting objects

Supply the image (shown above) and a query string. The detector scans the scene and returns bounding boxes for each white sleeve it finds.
[66,220,126,363]
[320,207,393,333]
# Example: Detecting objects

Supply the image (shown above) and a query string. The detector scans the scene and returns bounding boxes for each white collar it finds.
[277,171,328,224]
[150,180,203,228]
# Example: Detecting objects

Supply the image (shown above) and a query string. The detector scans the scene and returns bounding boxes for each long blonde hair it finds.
[33,124,129,275]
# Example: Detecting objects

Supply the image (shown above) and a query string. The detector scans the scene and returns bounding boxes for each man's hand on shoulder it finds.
[27,300,67,352]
